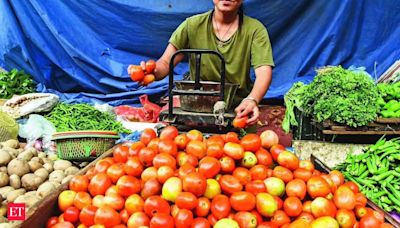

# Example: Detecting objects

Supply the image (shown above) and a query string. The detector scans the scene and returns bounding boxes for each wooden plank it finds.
[376,117,400,124]
[322,130,400,135]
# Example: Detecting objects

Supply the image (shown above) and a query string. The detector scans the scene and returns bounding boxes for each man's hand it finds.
[235,99,259,126]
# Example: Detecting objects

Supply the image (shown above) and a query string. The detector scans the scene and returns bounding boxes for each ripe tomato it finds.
[249,165,268,180]
[333,186,356,210]
[260,130,279,149]
[124,156,143,177]
[106,163,126,183]
[141,178,161,199]
[274,196,283,210]
[329,170,344,187]
[147,138,160,153]
[145,60,156,73]
[85,167,97,180]
[195,197,211,217]
[160,125,179,140]
[380,223,394,228]
[138,147,157,167]
[207,214,218,226]
[232,167,252,185]
[69,175,89,192]
[273,166,293,183]
[113,145,129,163]
[342,181,359,194]
[178,163,196,178]
[120,209,129,224]
[293,168,312,182]
[277,151,299,171]
[73,192,92,210]
[206,143,224,159]
[224,132,240,143]
[59,190,77,212]
[299,160,314,172]
[230,191,256,211]
[245,180,267,195]
[283,197,302,217]
[144,196,171,218]
[220,156,236,173]
[232,116,248,129]
[150,213,174,228]
[176,192,198,210]
[271,210,290,227]
[255,147,273,167]
[240,134,261,152]
[92,195,105,208]
[175,209,194,228]
[128,141,146,156]
[191,217,211,228]
[141,167,158,183]
[94,206,121,227]
[94,159,112,173]
[158,139,178,157]
[297,212,314,223]
[130,65,145,82]
[207,135,225,147]
[336,209,356,228]
[198,156,221,178]
[306,176,331,198]
[219,175,243,195]
[128,211,150,227]
[142,73,156,86]
[63,206,80,223]
[153,153,177,169]
[182,172,207,197]
[186,140,207,159]
[366,208,385,224]
[211,194,231,219]
[286,179,307,200]
[175,134,190,150]
[47,216,58,228]
[104,194,125,211]
[310,197,336,218]
[52,222,74,228]
[140,128,157,145]
[355,206,368,219]
[116,175,141,197]
[187,129,203,141]
[321,174,337,193]
[354,193,367,207]
[177,152,199,167]
[105,185,119,196]
[359,214,382,228]
[302,201,312,213]
[125,194,144,215]
[204,179,222,199]
[234,211,257,228]
[269,144,285,161]
[223,142,244,160]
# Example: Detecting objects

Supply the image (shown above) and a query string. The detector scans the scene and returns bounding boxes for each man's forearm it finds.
[247,65,273,103]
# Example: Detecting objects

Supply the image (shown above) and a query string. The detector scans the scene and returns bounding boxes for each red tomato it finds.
[191,217,211,228]
[329,170,345,187]
[195,197,211,217]
[175,134,190,150]
[116,175,141,197]
[286,179,306,200]
[128,141,146,156]
[224,132,240,143]
[342,181,360,194]
[153,153,177,169]
[354,193,367,207]
[150,213,174,228]
[113,145,129,163]
[245,180,267,195]
[206,135,225,147]
[144,196,171,218]
[104,194,125,211]
[274,196,283,210]
[52,222,74,228]
[293,168,312,182]
[73,192,92,210]
[138,147,157,167]
[187,129,204,141]
[306,176,331,198]
[160,125,179,140]
[94,206,121,227]
[127,211,150,227]
[89,173,112,196]
[198,156,221,178]
[240,134,261,152]
[232,167,252,185]
[219,156,236,173]
[186,140,207,159]
[223,142,245,160]
[178,164,196,178]
[106,163,126,183]
[234,211,257,228]
[251,209,263,225]
[260,130,279,149]
[130,65,145,82]
[211,194,231,219]
[157,166,174,184]
[182,172,207,197]
[283,197,302,217]
[46,216,58,228]
[206,143,224,159]
[321,174,337,193]
[297,212,314,223]
[333,186,356,210]
[255,147,273,167]
[277,151,299,171]
[366,208,385,224]
[175,209,194,228]
[120,209,129,224]
[232,116,248,129]
[336,209,356,228]
[147,138,160,153]
[249,165,268,180]
[380,223,394,228]
[299,160,315,172]
[141,167,158,183]
[269,144,285,161]
[140,128,157,145]
[85,167,97,180]
[219,175,243,195]
[207,214,218,226]
[273,166,293,183]
[124,156,143,177]
[158,139,178,157]
[145,60,156,73]
[125,194,144,215]
[311,197,337,218]
[230,191,256,211]
[302,201,312,213]
[355,206,368,219]
[141,178,161,200]
[94,159,112,173]
[359,214,382,228]
[271,210,290,227]
[177,152,199,167]
[176,192,198,210]
[69,175,89,192]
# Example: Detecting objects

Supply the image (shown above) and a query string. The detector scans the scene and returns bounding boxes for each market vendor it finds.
[130,0,274,126]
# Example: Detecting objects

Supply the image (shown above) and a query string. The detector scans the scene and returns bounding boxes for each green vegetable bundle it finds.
[0,69,36,99]
[377,82,400,118]
[45,103,130,133]
[282,66,379,132]
[335,137,400,213]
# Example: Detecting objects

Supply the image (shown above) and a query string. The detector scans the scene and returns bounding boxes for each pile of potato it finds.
[0,139,82,222]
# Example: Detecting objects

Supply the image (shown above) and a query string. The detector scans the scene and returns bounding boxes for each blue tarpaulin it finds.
[1,0,400,105]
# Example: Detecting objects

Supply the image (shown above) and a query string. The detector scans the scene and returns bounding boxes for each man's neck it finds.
[213,8,238,25]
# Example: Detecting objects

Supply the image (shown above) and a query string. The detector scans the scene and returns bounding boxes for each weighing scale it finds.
[159,49,239,133]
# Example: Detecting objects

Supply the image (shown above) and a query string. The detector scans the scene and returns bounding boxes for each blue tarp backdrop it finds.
[1,0,400,105]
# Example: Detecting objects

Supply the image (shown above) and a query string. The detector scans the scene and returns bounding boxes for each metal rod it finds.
[195,53,201,90]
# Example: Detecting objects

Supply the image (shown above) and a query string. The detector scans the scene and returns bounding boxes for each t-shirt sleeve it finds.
[251,23,275,68]
[169,19,189,49]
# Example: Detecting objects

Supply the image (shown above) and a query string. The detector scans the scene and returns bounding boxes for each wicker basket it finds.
[53,131,119,161]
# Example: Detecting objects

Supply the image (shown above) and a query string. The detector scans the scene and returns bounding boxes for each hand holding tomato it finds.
[128,59,156,86]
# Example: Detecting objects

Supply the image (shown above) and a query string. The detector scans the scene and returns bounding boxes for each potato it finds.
[38,152,46,158]
[0,222,12,228]
[14,194,40,208]
[43,163,53,173]
[49,170,65,183]
[0,186,14,199]
[1,140,18,149]
[0,151,11,167]
[64,166,79,176]
[28,160,42,172]
[0,173,8,188]
[6,189,25,202]
[36,182,56,198]
[9,174,20,189]
[30,157,41,164]
[24,147,37,157]
[62,175,74,184]
[1,147,18,159]
[24,191,37,197]
[17,151,33,161]
[49,181,61,188]
[0,205,6,217]
[34,168,49,180]
[54,160,72,171]
[42,158,54,165]
[7,159,29,177]
[0,168,6,174]
[21,174,43,191]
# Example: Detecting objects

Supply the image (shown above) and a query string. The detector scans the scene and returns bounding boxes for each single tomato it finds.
[232,116,248,129]
[195,197,211,217]
[73,191,92,210]
[69,175,89,192]
[333,185,356,210]
[175,209,194,228]
[219,175,243,195]
[293,168,313,182]
[138,147,157,167]
[269,144,285,161]
[127,212,150,227]
[124,156,143,177]
[240,134,261,152]
[223,142,244,160]
[160,125,179,140]
[106,163,126,183]
[158,139,178,157]
[232,167,252,185]
[59,190,77,212]
[113,145,129,163]
[273,166,294,183]
[191,217,211,228]
[125,194,144,215]
[234,211,257,228]
[283,197,302,217]
[94,206,121,227]
[63,206,80,223]
[211,194,231,220]
[245,180,267,195]
[336,209,356,228]
[144,195,171,218]
[141,178,161,199]
[230,191,256,211]
[260,130,279,149]
[153,153,177,170]
[145,60,156,73]
[198,156,221,178]
[150,213,174,228]
[130,65,145,82]
[271,210,290,227]
[286,179,307,200]
[220,156,236,173]
[277,151,299,171]
[140,128,157,145]
[307,176,331,198]
[182,172,207,197]
[128,141,145,156]
[116,175,141,197]
[175,134,190,150]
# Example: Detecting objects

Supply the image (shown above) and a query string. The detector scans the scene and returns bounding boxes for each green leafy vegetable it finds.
[0,69,36,99]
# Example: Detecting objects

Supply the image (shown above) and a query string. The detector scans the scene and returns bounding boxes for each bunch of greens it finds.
[376,82,400,118]
[282,66,379,132]
[0,69,36,99]
[45,103,131,133]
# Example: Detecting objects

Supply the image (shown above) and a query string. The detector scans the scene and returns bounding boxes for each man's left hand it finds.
[235,99,259,126]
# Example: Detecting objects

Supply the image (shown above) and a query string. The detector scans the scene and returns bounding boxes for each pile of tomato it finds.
[47,126,393,228]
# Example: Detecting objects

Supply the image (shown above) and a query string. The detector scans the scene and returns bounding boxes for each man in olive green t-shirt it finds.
[132,0,274,126]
